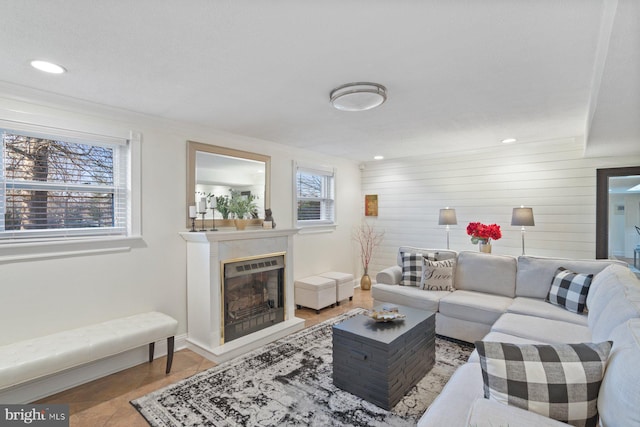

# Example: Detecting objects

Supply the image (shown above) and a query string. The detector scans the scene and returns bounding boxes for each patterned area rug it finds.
[132,308,474,427]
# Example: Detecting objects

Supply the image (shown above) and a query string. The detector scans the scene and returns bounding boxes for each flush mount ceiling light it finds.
[30,60,66,74]
[501,138,517,144]
[330,82,387,111]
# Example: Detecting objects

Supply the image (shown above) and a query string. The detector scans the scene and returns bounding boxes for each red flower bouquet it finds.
[466,222,502,244]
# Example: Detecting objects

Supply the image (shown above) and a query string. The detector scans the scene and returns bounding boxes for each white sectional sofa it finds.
[372,247,640,427]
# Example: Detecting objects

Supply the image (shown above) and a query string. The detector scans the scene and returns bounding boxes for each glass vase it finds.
[479,241,492,253]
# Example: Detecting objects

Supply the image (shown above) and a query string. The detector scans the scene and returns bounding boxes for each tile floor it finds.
[37,287,374,427]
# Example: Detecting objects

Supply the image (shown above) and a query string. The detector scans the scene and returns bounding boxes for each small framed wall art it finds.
[365,194,378,216]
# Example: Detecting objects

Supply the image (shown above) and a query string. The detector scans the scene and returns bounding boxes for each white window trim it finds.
[293,161,337,231]
[0,122,142,262]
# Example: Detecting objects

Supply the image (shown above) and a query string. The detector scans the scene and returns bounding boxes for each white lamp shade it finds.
[438,208,457,225]
[511,207,535,226]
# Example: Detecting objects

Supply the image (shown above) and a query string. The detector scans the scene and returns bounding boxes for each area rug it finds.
[132,308,474,427]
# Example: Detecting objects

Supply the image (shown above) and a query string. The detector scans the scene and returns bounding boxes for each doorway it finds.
[596,167,640,268]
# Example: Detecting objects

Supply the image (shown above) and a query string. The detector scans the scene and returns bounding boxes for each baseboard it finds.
[0,333,188,404]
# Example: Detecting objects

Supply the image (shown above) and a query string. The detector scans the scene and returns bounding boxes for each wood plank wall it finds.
[360,139,640,278]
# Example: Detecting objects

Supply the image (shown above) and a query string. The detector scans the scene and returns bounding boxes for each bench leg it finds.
[149,338,175,374]
[166,336,175,374]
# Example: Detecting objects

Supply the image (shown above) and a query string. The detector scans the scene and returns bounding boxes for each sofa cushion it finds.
[547,267,593,314]
[476,340,612,427]
[465,398,570,427]
[422,259,455,291]
[439,290,512,325]
[400,252,424,286]
[435,313,493,344]
[589,284,640,342]
[516,256,622,299]
[491,313,592,344]
[508,297,588,326]
[417,362,484,427]
[598,319,640,427]
[587,279,627,329]
[585,263,622,309]
[454,251,517,297]
[371,283,446,312]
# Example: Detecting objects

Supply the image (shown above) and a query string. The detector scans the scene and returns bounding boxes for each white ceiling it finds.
[1,0,638,162]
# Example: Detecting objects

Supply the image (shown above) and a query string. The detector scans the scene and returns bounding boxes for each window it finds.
[295,163,335,227]
[0,124,131,241]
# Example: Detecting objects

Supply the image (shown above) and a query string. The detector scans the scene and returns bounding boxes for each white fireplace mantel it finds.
[180,228,305,363]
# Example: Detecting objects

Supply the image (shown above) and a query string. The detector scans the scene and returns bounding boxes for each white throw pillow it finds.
[422,259,455,291]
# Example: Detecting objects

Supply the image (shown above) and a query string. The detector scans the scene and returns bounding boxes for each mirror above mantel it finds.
[186,141,271,229]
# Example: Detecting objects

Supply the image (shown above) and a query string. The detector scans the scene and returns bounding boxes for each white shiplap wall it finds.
[360,138,640,278]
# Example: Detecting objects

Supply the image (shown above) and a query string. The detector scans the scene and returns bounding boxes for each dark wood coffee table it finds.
[332,305,436,410]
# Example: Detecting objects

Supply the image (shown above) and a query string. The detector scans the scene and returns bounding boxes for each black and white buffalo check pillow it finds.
[476,341,612,427]
[400,252,424,286]
[547,267,594,313]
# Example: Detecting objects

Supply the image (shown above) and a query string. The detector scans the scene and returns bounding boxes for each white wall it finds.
[361,138,640,278]
[0,89,361,347]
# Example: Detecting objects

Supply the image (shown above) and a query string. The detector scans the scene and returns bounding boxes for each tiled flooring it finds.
[37,287,374,427]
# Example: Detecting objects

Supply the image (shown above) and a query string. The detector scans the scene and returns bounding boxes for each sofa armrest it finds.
[466,398,567,427]
[376,265,402,285]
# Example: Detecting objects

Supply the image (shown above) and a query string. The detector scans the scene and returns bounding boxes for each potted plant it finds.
[466,222,502,253]
[228,189,257,230]
[353,221,385,290]
[214,194,231,219]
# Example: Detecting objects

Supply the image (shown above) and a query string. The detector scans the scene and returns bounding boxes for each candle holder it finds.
[189,216,197,232]
[199,210,207,232]
[210,207,218,231]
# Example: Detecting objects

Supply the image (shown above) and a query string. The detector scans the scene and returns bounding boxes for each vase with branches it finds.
[353,221,385,290]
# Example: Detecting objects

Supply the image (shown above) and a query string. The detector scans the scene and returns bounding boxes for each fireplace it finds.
[181,228,304,363]
[222,253,285,343]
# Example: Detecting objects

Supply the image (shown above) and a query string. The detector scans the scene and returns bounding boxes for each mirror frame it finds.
[186,140,271,228]
[595,165,640,259]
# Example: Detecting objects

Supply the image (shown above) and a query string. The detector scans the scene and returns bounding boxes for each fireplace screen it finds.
[222,254,285,343]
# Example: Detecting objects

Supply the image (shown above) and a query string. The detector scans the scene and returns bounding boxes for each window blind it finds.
[0,127,129,240]
[295,163,335,225]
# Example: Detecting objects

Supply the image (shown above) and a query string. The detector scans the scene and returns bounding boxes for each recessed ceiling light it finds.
[501,138,517,144]
[30,60,66,74]
[374,155,384,160]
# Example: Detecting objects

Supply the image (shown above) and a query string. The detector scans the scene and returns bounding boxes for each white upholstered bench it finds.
[0,311,178,391]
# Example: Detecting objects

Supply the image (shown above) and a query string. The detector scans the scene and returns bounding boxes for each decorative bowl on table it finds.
[366,310,406,323]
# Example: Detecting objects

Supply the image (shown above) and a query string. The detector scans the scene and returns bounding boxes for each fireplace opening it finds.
[222,254,285,343]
